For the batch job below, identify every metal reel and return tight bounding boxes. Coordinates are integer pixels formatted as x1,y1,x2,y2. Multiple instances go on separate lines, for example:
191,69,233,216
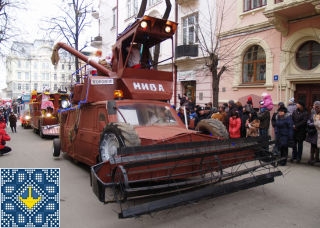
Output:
112,165,129,203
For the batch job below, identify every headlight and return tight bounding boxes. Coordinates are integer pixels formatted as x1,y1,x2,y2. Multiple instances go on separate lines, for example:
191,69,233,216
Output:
25,115,31,120
164,25,172,33
46,113,52,118
61,99,71,109
140,20,148,29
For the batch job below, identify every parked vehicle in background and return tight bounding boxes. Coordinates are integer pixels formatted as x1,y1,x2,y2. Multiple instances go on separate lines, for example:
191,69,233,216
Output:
29,90,69,138
20,109,31,129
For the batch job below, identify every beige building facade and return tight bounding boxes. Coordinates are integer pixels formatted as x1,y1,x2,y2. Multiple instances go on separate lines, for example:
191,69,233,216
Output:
6,40,75,100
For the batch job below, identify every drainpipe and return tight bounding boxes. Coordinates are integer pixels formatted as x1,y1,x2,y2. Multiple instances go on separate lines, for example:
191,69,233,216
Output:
173,0,178,108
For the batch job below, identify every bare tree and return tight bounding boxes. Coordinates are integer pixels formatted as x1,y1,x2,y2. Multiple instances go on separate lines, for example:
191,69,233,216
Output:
0,0,23,52
42,0,92,80
195,0,244,107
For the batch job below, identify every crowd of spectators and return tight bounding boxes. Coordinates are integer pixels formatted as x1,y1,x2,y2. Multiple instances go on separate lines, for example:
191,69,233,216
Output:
177,93,320,166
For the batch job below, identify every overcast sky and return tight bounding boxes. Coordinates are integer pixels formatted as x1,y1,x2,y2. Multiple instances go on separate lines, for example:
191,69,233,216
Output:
0,0,97,92
18,0,60,42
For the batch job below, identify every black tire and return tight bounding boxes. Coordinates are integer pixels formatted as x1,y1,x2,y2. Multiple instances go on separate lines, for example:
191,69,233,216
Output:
99,123,141,162
195,119,229,139
53,138,61,157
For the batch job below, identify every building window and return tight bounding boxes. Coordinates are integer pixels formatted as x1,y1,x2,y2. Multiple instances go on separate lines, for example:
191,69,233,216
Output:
112,7,117,28
33,73,38,80
17,83,21,90
26,83,30,91
18,72,22,80
54,74,57,80
242,45,266,83
54,84,58,91
244,0,267,12
61,74,65,81
182,13,198,45
127,0,138,18
25,72,30,81
18,60,22,68
34,83,38,90
61,64,65,70
296,40,320,70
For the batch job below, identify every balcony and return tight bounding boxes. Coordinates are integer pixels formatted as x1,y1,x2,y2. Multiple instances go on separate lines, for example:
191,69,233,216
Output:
264,0,320,36
90,36,102,48
175,45,198,58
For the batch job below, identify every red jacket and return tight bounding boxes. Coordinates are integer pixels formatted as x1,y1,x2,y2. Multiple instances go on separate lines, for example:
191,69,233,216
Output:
229,116,241,138
0,122,10,150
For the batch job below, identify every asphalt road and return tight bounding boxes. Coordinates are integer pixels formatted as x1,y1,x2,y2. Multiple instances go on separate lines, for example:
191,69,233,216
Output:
1,123,320,228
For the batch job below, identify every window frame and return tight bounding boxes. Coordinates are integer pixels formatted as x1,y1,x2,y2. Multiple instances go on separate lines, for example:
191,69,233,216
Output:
242,45,266,84
295,40,320,70
182,13,199,45
243,0,267,12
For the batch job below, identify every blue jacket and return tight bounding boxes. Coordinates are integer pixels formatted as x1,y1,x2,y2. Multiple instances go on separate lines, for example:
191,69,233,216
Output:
274,113,293,147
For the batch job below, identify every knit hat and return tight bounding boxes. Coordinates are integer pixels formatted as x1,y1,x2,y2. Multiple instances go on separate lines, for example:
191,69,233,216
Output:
289,97,295,103
261,92,268,97
247,96,252,101
278,102,285,107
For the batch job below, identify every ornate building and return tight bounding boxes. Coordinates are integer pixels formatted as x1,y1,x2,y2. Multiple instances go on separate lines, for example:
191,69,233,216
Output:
5,40,75,100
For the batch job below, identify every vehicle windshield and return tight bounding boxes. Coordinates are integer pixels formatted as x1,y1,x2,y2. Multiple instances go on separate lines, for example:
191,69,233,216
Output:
117,103,177,126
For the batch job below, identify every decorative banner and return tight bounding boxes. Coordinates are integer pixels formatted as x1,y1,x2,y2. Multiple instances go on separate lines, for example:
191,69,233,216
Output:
0,168,60,228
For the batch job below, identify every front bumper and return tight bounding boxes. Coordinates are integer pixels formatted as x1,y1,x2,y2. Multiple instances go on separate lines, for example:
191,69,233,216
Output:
41,124,60,136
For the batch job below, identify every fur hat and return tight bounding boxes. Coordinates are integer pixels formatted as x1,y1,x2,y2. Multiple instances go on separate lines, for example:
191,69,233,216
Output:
314,101,320,107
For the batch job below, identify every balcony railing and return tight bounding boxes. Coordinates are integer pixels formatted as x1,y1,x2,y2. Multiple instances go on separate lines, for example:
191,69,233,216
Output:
175,45,198,58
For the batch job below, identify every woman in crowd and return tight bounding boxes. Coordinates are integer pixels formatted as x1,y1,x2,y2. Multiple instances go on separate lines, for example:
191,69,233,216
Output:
274,106,293,166
291,100,308,163
228,110,241,139
305,101,319,165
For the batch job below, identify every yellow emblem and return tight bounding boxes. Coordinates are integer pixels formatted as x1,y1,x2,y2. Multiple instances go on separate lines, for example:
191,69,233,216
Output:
19,186,41,209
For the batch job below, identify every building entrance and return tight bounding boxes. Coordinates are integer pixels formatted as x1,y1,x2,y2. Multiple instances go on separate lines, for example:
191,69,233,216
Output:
295,84,320,112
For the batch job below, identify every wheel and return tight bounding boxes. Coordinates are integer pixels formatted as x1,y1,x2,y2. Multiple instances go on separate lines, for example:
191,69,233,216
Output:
195,119,229,139
112,165,129,202
99,123,140,162
53,138,61,157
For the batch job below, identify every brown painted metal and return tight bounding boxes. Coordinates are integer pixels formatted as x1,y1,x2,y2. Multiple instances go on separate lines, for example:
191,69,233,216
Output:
53,14,281,217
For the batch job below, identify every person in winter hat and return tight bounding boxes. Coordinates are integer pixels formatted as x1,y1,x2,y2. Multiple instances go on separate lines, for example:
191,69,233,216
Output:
291,100,308,163
287,97,296,115
259,92,273,112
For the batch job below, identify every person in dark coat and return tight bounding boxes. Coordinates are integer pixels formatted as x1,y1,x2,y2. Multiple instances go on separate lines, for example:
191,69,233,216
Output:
241,104,252,137
291,100,308,163
271,102,285,128
9,112,17,133
305,102,319,165
194,106,207,128
274,106,293,165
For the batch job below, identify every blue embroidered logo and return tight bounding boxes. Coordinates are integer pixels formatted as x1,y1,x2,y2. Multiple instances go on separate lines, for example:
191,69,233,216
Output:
0,168,60,227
